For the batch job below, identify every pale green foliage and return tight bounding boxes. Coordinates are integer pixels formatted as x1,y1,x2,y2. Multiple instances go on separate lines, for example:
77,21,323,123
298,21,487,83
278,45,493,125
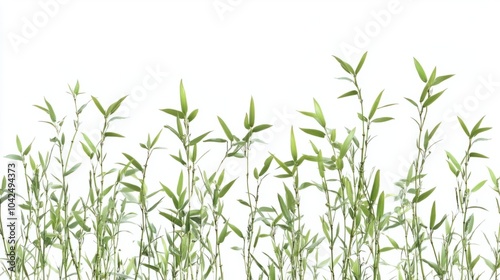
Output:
0,56,498,280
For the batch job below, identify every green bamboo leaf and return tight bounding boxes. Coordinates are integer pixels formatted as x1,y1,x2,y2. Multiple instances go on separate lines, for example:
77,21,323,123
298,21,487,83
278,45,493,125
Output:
33,104,48,115
317,151,325,178
404,97,418,108
277,194,291,222
237,199,250,207
413,187,436,203
176,171,184,195
160,183,179,209
471,116,485,133
377,192,385,219
82,133,96,153
104,132,125,138
204,138,226,143
22,140,33,156
329,128,337,143
300,128,325,138
217,116,234,141
64,163,81,176
73,211,91,232
423,259,443,275
369,90,384,120
465,215,474,234
372,117,393,123
339,128,356,159
219,179,237,198
269,264,276,280
228,223,244,239
313,99,326,127
160,108,184,119
387,236,399,249
430,201,436,229
80,142,93,158
252,124,272,133
298,110,316,120
243,113,250,129
249,97,255,128
189,131,211,146
271,154,292,175
290,127,297,161
432,215,447,231
284,185,295,214
470,152,488,159
355,51,368,74
488,167,498,187
180,80,188,115
159,211,182,227
333,55,354,74
150,130,162,148
471,127,491,138
338,90,358,99
432,74,454,86
413,58,427,82
142,263,160,272
370,170,380,203
428,67,437,84
419,67,437,102
170,154,186,166
483,257,496,271
423,89,446,108
16,135,22,153
5,154,23,161
91,96,106,116
121,182,141,192
428,123,441,140
122,153,143,172
44,98,57,122
187,109,198,122
73,80,80,94
259,155,273,176
446,151,461,171
472,180,487,192
217,223,230,244
106,95,127,116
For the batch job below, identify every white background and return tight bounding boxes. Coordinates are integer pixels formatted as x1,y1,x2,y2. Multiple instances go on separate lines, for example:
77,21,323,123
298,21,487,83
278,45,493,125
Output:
1,0,500,278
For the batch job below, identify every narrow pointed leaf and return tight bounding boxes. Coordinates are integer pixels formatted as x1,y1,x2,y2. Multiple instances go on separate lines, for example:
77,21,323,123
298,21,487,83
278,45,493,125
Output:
432,74,454,86
217,117,233,141
355,52,368,74
91,96,106,116
180,80,188,114
249,97,255,127
423,89,445,108
369,90,384,119
123,153,143,172
413,58,427,82
300,128,325,138
338,90,358,99
457,117,470,137
290,127,297,161
333,55,354,74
